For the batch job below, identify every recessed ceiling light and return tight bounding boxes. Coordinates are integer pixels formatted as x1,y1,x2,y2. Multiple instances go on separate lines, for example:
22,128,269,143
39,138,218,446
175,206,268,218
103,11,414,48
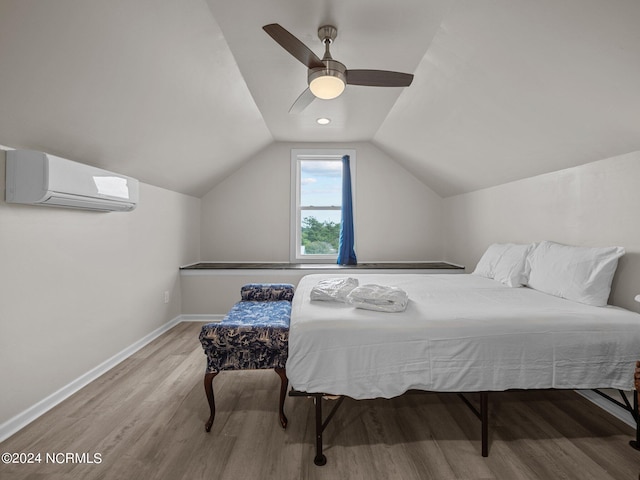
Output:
316,117,331,125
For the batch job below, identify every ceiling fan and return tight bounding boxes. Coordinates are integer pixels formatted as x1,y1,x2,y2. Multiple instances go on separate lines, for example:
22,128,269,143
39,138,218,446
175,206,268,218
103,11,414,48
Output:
262,23,414,113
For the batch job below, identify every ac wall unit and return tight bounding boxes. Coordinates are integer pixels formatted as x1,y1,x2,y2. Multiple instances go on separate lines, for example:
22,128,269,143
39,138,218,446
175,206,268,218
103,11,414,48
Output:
5,150,139,212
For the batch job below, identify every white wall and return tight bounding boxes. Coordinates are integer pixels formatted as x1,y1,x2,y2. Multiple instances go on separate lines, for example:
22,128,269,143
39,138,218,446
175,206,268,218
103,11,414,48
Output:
200,141,443,262
443,151,640,311
0,150,201,426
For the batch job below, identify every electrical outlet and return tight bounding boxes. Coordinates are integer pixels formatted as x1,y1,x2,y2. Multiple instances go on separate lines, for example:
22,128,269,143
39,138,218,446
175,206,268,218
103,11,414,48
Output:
164,291,170,304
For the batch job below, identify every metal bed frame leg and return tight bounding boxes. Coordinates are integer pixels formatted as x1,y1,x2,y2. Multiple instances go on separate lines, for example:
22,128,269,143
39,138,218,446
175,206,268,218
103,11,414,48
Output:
481,391,489,457
288,391,345,466
459,391,489,456
592,388,640,451
630,389,640,450
313,394,327,466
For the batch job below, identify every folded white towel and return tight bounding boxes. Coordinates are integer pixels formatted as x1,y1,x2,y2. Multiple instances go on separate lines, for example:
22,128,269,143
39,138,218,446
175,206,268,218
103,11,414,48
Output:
346,284,409,312
310,277,359,303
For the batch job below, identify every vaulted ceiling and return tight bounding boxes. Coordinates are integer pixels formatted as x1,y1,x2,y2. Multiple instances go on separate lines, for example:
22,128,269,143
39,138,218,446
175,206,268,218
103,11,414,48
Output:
1,0,639,198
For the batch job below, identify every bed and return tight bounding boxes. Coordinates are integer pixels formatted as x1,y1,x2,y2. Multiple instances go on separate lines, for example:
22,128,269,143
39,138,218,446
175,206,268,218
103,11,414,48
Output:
286,242,640,465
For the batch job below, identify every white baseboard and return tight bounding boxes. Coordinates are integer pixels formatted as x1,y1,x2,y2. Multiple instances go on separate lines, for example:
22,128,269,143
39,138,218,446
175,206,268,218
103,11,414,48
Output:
576,389,636,428
0,315,185,443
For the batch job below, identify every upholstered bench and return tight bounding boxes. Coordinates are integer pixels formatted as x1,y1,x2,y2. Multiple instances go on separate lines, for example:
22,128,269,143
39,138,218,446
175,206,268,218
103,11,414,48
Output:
198,283,294,432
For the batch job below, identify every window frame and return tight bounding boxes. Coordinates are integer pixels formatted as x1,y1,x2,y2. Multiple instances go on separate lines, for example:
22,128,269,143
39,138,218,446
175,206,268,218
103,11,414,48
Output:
290,148,356,263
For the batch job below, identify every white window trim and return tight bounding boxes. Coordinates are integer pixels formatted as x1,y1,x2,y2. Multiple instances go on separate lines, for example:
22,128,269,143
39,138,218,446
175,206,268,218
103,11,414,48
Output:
290,148,357,263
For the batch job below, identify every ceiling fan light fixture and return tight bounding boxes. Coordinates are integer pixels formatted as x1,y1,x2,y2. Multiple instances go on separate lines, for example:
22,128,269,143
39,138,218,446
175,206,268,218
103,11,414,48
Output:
309,75,345,99
308,60,347,100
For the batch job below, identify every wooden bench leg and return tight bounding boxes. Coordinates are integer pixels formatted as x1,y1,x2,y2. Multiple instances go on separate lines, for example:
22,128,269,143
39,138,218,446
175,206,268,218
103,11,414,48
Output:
275,367,288,429
204,372,218,432
205,368,288,431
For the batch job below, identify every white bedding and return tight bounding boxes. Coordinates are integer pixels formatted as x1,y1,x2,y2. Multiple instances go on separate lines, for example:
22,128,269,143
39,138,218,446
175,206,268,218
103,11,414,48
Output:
287,273,640,399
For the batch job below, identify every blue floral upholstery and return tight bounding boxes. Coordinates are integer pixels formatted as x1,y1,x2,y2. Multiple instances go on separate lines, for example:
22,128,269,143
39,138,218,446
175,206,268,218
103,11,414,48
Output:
240,283,295,302
199,284,294,374
199,301,291,373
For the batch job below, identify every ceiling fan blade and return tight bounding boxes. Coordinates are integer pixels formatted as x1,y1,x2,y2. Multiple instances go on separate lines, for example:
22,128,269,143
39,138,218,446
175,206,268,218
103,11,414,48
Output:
263,24,325,69
289,87,315,114
346,70,414,87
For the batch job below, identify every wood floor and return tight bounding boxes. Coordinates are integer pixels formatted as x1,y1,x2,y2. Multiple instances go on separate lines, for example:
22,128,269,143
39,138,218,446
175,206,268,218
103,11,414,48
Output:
1,322,639,480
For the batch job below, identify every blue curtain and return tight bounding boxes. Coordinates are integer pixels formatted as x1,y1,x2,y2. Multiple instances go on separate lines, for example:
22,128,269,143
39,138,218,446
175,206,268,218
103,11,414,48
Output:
337,155,357,265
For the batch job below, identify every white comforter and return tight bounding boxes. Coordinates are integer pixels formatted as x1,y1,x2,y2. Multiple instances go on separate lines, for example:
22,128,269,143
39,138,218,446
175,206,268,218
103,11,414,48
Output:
286,273,640,399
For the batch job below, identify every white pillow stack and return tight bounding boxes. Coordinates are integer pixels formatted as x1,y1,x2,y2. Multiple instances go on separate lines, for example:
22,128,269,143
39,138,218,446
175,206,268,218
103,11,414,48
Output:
473,240,625,306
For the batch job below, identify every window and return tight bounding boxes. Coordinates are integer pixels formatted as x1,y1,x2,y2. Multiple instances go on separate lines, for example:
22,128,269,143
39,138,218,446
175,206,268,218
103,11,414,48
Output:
291,149,356,263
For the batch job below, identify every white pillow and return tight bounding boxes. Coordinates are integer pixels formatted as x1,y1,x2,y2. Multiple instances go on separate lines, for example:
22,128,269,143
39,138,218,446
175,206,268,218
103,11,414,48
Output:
473,243,533,287
473,243,508,279
526,241,625,306
493,243,534,287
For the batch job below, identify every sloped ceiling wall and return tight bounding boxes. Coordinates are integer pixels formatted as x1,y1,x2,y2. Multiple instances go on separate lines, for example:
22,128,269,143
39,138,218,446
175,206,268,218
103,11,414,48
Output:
374,0,640,196
0,0,272,197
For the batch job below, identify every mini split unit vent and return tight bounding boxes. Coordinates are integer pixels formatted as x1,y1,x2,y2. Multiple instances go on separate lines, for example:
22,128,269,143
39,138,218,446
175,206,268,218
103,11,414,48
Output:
5,150,138,212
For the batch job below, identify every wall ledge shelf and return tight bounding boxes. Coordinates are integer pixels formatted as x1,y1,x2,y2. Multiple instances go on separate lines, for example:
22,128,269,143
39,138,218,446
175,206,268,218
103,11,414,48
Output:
180,261,464,274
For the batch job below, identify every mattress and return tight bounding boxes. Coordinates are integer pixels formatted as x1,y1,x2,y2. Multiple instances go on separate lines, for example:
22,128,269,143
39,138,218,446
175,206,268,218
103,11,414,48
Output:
286,273,640,399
